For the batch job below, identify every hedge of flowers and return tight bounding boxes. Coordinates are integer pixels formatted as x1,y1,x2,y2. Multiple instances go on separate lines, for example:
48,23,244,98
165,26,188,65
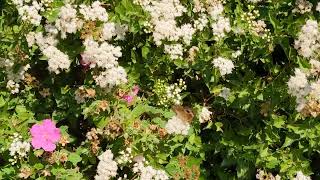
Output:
1,0,320,179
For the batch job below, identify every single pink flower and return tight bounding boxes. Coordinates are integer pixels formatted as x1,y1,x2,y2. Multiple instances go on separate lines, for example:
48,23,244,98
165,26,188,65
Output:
121,86,140,104
30,119,61,152
123,95,134,103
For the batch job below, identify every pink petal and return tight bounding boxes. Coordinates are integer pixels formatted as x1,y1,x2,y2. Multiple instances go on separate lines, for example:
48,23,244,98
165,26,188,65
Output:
42,119,55,128
123,95,133,103
132,86,140,95
31,138,44,149
30,124,43,137
42,142,56,152
50,129,61,142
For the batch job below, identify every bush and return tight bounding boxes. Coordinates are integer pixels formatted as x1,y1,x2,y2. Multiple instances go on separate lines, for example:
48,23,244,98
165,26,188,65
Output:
0,0,319,179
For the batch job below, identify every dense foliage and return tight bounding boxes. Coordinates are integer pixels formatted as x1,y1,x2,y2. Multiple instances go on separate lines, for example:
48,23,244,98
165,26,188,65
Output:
1,0,320,179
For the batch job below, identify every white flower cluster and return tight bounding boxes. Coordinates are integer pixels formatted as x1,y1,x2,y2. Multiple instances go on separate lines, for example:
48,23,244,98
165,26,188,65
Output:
0,59,30,94
294,20,320,58
154,79,187,106
166,79,186,105
165,115,190,135
292,0,313,14
239,10,271,41
164,44,183,60
43,46,71,74
247,0,263,3
211,16,231,39
6,80,20,94
207,2,224,19
93,66,128,90
95,150,118,180
116,148,133,165
137,0,196,46
55,4,83,39
100,23,129,41
12,0,43,26
256,169,281,180
293,171,311,180
101,23,116,41
287,65,320,117
26,31,71,74
199,107,212,124
22,1,128,78
194,14,209,31
207,1,231,40
9,133,30,165
82,39,122,69
317,2,320,12
212,57,235,76
79,1,108,22
76,1,128,89
287,68,310,112
133,159,169,180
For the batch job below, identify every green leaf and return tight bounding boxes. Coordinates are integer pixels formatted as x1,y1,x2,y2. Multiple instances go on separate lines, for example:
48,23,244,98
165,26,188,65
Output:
68,153,82,166
282,135,295,148
34,163,44,170
215,122,223,132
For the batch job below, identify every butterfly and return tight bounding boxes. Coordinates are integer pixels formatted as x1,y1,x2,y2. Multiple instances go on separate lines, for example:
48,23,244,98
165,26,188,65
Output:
172,105,194,123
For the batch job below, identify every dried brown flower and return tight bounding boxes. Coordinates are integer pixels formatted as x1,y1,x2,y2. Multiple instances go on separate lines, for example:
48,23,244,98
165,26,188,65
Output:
18,167,33,179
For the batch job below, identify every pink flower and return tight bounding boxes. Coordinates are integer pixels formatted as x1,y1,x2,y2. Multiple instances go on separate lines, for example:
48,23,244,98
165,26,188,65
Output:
121,86,140,104
132,85,139,95
123,95,134,103
30,119,61,152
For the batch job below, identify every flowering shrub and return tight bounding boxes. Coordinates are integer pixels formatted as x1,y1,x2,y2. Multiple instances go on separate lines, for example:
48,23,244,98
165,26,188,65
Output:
2,0,320,179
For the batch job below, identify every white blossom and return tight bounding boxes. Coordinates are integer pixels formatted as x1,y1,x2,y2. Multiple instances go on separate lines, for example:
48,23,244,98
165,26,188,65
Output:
293,171,311,180
9,133,30,165
42,46,71,74
165,115,190,135
317,2,320,12
95,150,118,180
93,67,128,89
101,22,116,41
13,1,42,26
164,44,183,60
82,39,122,69
1,59,30,94
55,4,83,39
194,14,209,31
133,159,169,180
6,80,20,94
116,148,133,165
179,24,195,45
287,68,311,112
212,57,234,76
139,0,192,46
292,0,313,14
294,20,320,58
247,0,263,3
211,16,231,39
287,68,310,98
207,2,224,20
79,1,108,22
199,107,212,123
